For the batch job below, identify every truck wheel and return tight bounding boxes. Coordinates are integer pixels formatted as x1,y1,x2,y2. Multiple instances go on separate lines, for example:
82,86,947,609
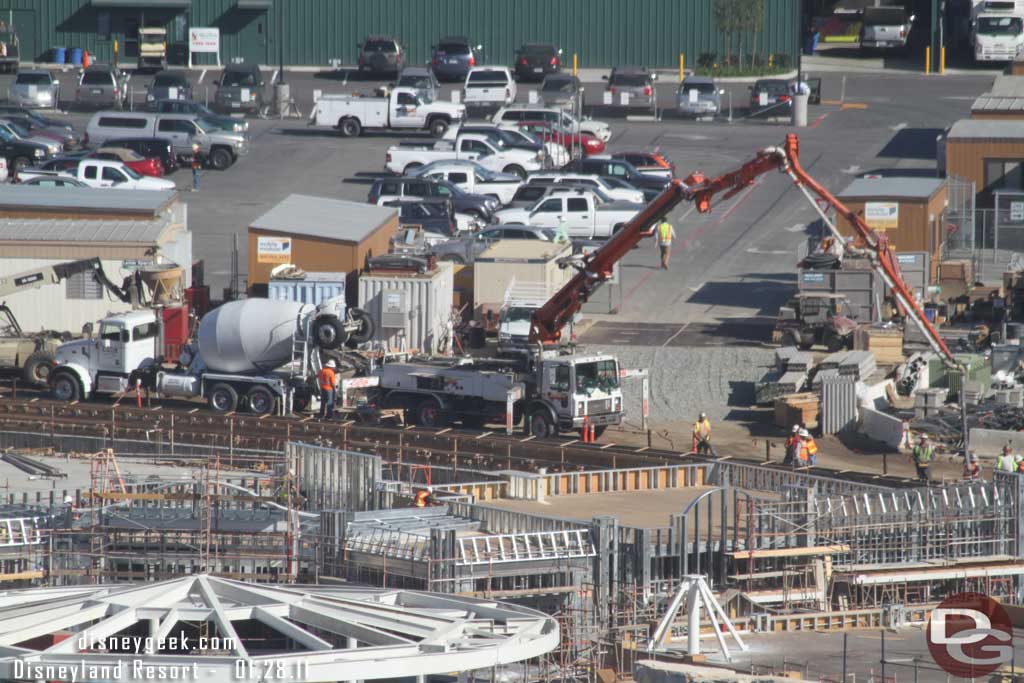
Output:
50,371,81,402
428,118,450,138
503,164,527,179
346,308,376,346
340,118,362,137
246,386,276,416
416,399,446,428
208,383,239,413
209,147,233,170
403,162,422,175
528,410,554,438
313,315,346,350
23,352,55,386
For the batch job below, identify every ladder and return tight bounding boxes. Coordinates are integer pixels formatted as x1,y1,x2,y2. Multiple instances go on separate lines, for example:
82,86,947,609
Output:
289,314,322,379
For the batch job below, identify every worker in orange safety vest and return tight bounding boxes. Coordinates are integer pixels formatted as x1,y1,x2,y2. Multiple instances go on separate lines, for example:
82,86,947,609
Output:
317,359,338,420
414,489,432,508
797,428,818,466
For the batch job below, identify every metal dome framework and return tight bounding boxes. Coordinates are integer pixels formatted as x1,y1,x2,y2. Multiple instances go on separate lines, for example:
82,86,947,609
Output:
0,575,559,682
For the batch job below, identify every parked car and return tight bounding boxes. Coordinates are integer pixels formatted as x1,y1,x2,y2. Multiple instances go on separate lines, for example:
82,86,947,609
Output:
749,79,791,116
431,225,555,264
149,99,249,133
676,76,721,117
385,131,543,178
8,70,59,109
395,67,441,102
609,151,674,179
357,36,405,77
0,120,62,156
0,111,77,150
311,87,463,138
146,71,193,104
431,36,480,82
463,67,517,110
603,66,657,109
494,188,641,240
525,172,644,203
514,43,562,82
412,159,522,204
515,121,604,157
388,198,458,238
561,156,669,194
85,111,248,169
103,137,178,173
492,105,611,143
214,63,266,115
860,6,914,51
18,159,176,190
20,176,87,187
32,156,82,173
91,147,164,177
75,65,129,110
368,176,498,219
540,73,582,108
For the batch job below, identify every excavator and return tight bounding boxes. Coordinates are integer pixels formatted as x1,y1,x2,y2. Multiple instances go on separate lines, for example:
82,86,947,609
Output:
0,258,142,385
529,133,963,440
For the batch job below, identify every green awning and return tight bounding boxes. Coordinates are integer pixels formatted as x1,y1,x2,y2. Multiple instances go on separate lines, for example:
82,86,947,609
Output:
91,0,191,8
235,0,272,8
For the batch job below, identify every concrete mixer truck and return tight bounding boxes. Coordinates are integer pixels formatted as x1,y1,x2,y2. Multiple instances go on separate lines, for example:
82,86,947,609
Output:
48,297,375,415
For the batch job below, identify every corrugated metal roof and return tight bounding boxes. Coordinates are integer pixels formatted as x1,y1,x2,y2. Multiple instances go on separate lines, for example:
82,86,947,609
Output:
0,216,172,244
990,75,1024,96
947,118,1024,140
250,194,396,243
0,187,176,215
839,177,943,200
972,95,1024,112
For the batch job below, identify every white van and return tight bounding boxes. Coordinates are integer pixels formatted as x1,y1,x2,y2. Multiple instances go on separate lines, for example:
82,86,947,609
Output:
85,111,248,170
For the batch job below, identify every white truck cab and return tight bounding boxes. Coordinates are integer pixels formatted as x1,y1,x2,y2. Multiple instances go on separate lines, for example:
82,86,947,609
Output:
311,86,465,138
972,0,1024,61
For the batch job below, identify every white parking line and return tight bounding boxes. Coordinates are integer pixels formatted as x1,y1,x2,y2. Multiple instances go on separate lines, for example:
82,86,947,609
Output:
198,69,207,83
661,324,689,347
785,223,805,233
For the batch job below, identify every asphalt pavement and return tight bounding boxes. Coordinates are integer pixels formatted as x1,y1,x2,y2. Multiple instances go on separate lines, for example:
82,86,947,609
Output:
0,65,995,339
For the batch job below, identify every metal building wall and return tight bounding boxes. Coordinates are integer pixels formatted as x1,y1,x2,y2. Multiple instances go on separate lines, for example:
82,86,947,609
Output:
12,0,799,68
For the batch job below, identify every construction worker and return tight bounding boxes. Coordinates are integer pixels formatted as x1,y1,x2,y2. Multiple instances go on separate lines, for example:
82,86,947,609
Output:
191,153,202,192
996,446,1011,473
963,453,981,481
655,218,677,270
1017,455,1024,474
798,428,818,466
911,435,934,482
317,359,338,420
692,413,712,454
414,489,432,508
783,425,801,465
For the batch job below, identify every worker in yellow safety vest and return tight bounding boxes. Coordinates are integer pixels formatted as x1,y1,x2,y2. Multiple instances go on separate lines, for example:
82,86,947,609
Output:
693,413,711,454
656,219,677,270
911,435,933,482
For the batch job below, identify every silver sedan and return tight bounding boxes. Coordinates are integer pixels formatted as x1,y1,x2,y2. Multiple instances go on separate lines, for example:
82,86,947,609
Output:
7,70,59,109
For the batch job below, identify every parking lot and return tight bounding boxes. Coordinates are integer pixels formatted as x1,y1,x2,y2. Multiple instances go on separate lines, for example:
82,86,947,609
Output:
0,64,993,339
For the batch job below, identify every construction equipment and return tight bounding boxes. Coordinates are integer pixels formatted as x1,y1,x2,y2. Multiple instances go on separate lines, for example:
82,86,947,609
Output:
0,258,140,385
774,292,857,352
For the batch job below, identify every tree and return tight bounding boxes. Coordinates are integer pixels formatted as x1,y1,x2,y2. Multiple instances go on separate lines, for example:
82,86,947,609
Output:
713,0,742,65
739,0,766,69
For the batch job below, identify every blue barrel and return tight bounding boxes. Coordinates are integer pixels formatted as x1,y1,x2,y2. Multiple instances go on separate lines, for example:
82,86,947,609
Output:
51,47,66,64
69,48,83,66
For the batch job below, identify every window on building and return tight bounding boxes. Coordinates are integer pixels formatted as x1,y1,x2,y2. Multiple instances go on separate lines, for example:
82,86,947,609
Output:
66,271,104,300
985,159,1024,193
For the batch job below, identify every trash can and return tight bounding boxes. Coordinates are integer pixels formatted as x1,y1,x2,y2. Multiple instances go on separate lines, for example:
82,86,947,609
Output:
468,324,486,349
51,47,66,64
69,48,83,66
791,93,809,127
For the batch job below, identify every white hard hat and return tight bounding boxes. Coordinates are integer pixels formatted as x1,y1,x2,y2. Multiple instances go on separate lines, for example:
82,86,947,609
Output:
969,453,978,462
699,412,706,420
791,425,800,433
326,359,336,368
920,434,929,441
798,428,810,438
1016,455,1023,463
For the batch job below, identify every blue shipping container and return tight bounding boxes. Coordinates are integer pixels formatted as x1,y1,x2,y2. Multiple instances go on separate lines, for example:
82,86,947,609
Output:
268,273,346,306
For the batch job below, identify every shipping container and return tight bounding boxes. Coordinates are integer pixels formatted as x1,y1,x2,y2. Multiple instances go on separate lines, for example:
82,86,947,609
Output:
268,272,346,306
797,266,883,322
13,0,798,69
473,241,572,324
358,262,455,355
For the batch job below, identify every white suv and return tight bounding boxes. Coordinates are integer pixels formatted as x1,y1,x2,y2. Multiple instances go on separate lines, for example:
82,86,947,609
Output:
492,105,611,143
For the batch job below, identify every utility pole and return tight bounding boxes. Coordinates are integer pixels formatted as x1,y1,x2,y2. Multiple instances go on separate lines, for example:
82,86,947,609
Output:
277,0,285,84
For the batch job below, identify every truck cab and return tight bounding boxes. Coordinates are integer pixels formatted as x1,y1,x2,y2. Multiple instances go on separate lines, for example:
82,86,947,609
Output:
972,1,1024,61
311,86,464,138
50,310,161,400
530,354,623,438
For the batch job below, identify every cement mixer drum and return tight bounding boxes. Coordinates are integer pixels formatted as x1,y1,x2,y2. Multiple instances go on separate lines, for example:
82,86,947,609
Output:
197,299,311,374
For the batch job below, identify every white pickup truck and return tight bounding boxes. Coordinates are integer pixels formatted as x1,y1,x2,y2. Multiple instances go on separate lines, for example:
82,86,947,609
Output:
463,67,517,109
412,160,522,204
310,86,465,138
19,159,176,191
494,188,642,240
385,132,544,178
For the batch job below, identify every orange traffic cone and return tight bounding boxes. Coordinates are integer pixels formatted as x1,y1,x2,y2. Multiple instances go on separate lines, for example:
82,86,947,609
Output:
82,50,90,69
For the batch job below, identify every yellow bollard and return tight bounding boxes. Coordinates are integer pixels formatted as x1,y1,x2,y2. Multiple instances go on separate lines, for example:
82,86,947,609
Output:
573,53,578,76
941,46,946,74
679,53,685,81
925,46,930,74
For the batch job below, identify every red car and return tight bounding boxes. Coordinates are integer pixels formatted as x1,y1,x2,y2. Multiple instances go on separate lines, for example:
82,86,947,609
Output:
90,147,164,177
515,120,605,156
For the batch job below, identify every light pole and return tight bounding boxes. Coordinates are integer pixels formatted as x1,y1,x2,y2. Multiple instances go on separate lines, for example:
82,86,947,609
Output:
277,0,285,84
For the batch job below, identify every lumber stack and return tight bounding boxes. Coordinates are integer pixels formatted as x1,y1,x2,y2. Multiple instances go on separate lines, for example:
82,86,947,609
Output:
853,326,904,364
774,393,820,430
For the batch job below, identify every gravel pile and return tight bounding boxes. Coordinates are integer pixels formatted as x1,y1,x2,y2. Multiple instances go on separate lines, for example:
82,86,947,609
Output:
578,344,776,428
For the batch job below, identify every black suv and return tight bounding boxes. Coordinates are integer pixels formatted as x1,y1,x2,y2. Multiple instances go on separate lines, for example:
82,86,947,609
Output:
103,137,178,173
357,36,405,77
562,156,668,196
368,177,497,219
0,127,52,174
214,63,266,115
514,43,562,81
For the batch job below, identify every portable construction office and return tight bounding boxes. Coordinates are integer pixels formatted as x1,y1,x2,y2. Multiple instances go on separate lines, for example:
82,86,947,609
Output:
473,241,572,325
358,262,455,355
